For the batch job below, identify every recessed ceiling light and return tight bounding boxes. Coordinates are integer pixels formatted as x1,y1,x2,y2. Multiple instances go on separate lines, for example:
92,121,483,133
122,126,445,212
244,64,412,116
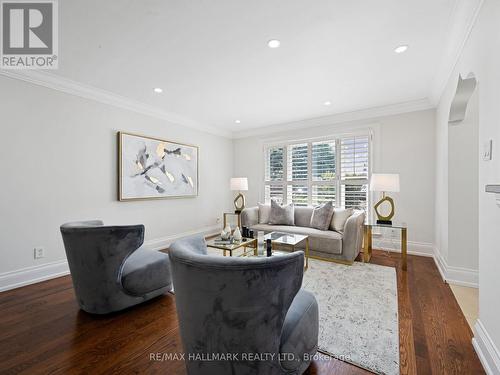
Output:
323,101,332,106
394,45,408,54
267,39,281,48
235,120,241,124
153,87,163,93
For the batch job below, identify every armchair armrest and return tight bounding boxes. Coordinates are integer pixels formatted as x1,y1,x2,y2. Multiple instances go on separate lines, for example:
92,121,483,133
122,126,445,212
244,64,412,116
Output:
241,207,259,226
342,211,366,262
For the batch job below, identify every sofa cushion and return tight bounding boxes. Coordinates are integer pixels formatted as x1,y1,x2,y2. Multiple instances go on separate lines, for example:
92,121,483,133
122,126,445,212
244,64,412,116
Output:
122,248,171,295
330,207,354,232
294,206,314,227
250,224,343,254
280,289,319,371
269,199,295,225
310,201,334,230
258,202,271,224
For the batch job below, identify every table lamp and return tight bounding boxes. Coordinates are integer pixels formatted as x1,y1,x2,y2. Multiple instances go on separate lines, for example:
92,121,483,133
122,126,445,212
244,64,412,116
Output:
370,174,400,224
230,177,248,213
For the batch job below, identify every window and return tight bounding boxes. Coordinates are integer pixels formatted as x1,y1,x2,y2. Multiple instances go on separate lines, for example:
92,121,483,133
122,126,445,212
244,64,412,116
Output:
264,134,370,209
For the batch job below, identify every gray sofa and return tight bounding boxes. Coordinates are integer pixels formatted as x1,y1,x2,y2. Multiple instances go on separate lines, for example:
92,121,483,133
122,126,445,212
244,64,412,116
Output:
169,235,319,375
242,206,365,264
60,220,172,314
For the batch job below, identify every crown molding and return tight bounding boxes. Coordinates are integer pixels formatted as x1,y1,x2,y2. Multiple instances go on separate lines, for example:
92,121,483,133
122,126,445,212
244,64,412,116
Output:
232,98,434,139
0,69,435,140
429,0,485,105
0,70,232,138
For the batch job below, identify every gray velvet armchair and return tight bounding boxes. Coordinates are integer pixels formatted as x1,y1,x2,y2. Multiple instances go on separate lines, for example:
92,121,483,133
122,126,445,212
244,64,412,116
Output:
169,235,319,375
60,220,172,314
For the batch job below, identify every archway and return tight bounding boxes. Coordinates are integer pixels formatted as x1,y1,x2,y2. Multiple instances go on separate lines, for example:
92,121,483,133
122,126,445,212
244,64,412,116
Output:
448,72,479,327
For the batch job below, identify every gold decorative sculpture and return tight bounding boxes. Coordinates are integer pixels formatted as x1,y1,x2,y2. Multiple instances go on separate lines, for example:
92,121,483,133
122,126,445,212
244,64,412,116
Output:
370,174,400,225
234,193,246,212
230,177,248,213
373,194,395,224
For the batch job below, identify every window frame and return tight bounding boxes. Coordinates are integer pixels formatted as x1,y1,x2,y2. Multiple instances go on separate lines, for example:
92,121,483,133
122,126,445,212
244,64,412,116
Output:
263,132,371,210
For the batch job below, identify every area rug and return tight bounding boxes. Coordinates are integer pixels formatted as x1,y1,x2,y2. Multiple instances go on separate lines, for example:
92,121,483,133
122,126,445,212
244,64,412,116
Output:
302,259,399,375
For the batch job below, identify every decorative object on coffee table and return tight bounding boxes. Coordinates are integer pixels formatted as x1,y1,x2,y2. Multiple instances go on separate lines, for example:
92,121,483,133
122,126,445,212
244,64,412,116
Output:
230,177,248,213
266,239,272,257
220,228,230,240
118,132,198,201
233,226,242,241
370,173,400,225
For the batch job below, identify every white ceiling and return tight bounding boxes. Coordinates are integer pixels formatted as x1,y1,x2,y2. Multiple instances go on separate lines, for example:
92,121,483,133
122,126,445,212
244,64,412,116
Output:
53,1,459,134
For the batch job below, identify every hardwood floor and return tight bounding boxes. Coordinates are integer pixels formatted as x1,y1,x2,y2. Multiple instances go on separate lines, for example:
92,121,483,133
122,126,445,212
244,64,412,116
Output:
0,250,484,375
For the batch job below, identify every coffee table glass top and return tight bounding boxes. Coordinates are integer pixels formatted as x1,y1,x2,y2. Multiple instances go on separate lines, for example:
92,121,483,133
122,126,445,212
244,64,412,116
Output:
262,232,308,245
206,237,256,251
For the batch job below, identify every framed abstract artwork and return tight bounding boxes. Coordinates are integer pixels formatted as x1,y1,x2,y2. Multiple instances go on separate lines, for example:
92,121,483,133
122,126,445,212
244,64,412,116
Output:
118,132,198,201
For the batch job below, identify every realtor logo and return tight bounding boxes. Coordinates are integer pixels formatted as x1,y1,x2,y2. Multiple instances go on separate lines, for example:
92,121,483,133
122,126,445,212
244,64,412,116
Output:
1,0,58,69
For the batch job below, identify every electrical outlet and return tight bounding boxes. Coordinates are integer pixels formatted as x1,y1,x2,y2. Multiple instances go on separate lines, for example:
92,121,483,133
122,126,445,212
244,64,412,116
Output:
34,247,45,259
216,217,221,224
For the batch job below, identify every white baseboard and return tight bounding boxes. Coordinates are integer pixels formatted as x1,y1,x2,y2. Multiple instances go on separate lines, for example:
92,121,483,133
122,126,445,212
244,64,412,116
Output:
433,247,479,288
473,319,500,374
372,238,434,257
0,225,221,293
143,224,220,251
0,260,70,292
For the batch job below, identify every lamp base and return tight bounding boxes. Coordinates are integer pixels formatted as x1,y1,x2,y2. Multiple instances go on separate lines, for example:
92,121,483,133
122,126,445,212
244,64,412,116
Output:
233,192,246,212
374,195,395,225
376,219,393,225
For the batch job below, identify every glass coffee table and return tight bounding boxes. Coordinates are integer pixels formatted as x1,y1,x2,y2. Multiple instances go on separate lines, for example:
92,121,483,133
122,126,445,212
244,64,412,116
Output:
260,232,310,269
206,237,258,257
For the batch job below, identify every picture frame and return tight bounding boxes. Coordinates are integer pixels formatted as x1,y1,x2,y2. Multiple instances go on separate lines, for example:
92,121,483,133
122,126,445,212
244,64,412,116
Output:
118,131,199,201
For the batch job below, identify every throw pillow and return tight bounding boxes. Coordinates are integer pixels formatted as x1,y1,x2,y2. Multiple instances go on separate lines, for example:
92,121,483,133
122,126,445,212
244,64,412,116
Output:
269,199,295,225
310,201,335,230
258,202,271,224
330,207,354,232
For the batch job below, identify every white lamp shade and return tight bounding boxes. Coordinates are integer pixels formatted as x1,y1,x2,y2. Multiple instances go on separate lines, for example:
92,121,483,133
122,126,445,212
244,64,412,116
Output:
370,174,400,192
230,177,248,191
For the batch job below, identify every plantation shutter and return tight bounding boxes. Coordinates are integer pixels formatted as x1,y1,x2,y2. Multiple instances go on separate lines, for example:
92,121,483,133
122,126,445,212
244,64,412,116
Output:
311,141,336,205
340,135,369,209
263,133,370,209
264,146,284,203
286,143,308,206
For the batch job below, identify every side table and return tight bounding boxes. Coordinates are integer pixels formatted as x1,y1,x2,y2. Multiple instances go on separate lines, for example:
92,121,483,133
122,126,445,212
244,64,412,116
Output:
363,222,407,271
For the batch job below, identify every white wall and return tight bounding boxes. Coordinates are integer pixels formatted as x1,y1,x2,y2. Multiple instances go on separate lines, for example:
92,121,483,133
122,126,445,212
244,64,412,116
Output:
0,76,233,286
233,109,436,251
435,71,480,284
448,88,479,270
435,0,500,371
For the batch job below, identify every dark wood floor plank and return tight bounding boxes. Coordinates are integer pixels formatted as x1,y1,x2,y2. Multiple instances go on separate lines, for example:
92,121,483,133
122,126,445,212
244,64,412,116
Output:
0,250,485,375
0,276,72,309
397,258,418,375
